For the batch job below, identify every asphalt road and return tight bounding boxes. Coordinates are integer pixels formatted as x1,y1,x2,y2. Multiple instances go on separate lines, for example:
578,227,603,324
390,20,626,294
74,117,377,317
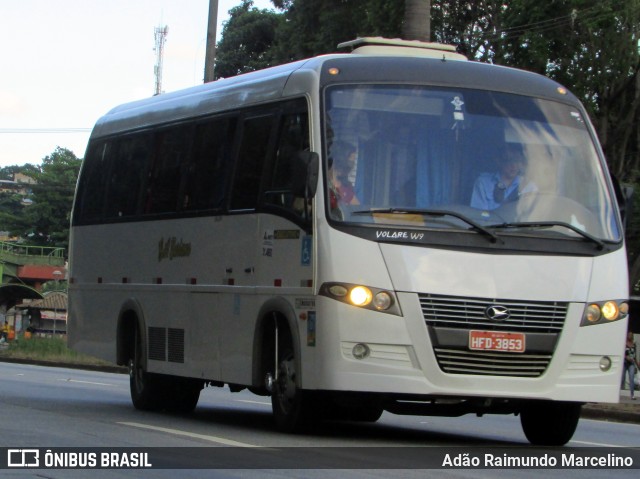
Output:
0,362,638,478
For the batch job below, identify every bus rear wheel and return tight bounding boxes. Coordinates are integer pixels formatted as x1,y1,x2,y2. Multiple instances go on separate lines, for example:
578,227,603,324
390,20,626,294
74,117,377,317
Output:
520,400,581,446
129,358,163,411
159,377,202,413
129,326,163,411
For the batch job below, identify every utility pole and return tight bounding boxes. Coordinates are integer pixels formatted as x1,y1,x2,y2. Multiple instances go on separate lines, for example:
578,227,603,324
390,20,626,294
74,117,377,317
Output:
153,25,169,96
204,0,219,83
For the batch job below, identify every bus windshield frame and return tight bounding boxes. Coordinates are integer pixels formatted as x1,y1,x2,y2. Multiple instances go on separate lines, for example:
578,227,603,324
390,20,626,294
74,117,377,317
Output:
323,84,621,251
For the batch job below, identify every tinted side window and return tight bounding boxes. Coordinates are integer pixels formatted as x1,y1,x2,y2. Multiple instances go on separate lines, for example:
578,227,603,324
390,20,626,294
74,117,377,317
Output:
146,125,191,214
230,115,276,210
184,117,236,212
104,134,151,219
264,107,310,216
74,141,108,224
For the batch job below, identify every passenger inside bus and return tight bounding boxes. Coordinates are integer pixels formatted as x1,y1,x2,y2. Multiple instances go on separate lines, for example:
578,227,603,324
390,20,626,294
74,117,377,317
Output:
329,140,359,209
470,146,537,211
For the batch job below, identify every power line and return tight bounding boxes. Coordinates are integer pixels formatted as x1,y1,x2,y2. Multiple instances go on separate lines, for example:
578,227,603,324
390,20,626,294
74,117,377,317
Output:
0,128,91,134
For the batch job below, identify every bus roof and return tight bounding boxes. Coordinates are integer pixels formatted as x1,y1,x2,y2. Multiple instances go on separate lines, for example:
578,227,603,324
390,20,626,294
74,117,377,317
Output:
89,40,579,140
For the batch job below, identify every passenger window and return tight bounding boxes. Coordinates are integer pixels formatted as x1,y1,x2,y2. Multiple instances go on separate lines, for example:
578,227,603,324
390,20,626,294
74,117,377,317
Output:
264,108,311,217
104,134,151,219
75,141,108,223
146,125,191,214
230,115,276,210
184,117,236,212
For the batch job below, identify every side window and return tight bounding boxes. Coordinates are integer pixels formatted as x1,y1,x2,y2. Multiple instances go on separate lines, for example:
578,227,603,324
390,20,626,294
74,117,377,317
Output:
74,141,108,224
264,104,310,216
146,125,191,214
230,114,276,210
184,117,236,212
104,134,151,219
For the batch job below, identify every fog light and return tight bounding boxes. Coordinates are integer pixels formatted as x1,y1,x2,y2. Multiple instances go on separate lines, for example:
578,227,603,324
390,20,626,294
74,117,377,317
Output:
599,356,612,372
352,343,370,359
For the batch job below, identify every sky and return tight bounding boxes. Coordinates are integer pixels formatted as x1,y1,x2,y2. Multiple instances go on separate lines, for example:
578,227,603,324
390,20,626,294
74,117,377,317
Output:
0,0,274,168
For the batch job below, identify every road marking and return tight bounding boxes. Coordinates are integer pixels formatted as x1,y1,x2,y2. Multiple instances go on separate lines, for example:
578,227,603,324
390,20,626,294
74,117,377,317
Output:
57,378,114,386
571,440,628,447
234,399,271,406
118,422,258,448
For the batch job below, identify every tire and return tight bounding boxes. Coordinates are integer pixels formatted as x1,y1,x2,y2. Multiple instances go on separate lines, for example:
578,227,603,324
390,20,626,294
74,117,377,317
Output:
159,377,203,413
520,400,581,446
129,326,162,411
271,346,316,432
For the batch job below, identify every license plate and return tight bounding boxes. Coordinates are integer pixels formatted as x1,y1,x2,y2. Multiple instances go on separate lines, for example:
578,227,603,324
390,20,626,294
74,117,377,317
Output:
469,330,526,353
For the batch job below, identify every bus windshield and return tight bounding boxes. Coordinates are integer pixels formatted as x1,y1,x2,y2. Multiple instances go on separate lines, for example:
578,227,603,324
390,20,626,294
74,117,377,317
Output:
324,85,620,243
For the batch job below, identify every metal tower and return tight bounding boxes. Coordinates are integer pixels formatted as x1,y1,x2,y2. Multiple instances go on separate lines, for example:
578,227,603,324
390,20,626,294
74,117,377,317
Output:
153,25,169,96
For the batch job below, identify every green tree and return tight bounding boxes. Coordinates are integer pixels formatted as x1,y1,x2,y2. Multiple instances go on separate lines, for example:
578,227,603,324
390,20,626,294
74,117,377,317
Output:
215,0,283,78
4,147,82,249
216,0,406,76
270,0,404,62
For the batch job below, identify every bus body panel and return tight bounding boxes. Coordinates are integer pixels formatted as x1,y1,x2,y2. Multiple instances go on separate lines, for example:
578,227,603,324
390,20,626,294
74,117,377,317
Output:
379,243,594,302
69,212,313,385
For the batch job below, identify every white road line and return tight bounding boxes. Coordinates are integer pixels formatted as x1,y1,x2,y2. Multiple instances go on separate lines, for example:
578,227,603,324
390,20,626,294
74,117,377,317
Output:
118,422,258,448
57,378,114,386
234,399,271,406
571,440,629,447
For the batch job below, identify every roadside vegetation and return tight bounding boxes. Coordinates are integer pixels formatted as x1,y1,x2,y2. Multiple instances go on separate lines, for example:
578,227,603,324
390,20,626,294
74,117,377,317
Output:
0,335,114,368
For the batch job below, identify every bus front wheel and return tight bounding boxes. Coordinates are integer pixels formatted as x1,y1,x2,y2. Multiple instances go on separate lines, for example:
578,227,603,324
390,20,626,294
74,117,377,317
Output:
520,400,581,446
271,347,315,432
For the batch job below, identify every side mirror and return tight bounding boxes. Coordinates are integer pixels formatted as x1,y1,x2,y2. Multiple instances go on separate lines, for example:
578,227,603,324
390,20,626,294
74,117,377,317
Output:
612,174,634,230
305,151,319,198
293,151,319,198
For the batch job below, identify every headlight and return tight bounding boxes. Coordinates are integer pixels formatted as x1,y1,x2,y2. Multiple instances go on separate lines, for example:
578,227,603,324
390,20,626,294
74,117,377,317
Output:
581,300,628,326
319,282,400,316
349,286,372,306
584,304,601,323
373,291,393,311
601,301,619,321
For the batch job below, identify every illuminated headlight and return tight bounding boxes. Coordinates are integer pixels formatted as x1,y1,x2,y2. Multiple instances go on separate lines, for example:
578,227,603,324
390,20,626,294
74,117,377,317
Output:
581,300,628,326
601,301,619,321
319,282,401,316
350,286,372,306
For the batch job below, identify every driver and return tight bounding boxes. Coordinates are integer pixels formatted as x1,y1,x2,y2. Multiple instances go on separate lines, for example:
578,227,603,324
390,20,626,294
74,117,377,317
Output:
471,149,536,210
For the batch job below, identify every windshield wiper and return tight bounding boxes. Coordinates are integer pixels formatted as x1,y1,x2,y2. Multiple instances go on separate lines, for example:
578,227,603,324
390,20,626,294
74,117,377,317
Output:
489,221,605,249
353,208,502,244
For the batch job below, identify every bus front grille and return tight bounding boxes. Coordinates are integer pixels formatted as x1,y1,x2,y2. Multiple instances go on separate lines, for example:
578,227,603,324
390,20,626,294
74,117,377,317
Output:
419,293,568,377
419,293,568,333
433,348,552,377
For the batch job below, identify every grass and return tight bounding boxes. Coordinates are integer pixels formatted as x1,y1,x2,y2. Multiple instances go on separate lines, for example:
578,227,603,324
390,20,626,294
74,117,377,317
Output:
0,335,114,367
